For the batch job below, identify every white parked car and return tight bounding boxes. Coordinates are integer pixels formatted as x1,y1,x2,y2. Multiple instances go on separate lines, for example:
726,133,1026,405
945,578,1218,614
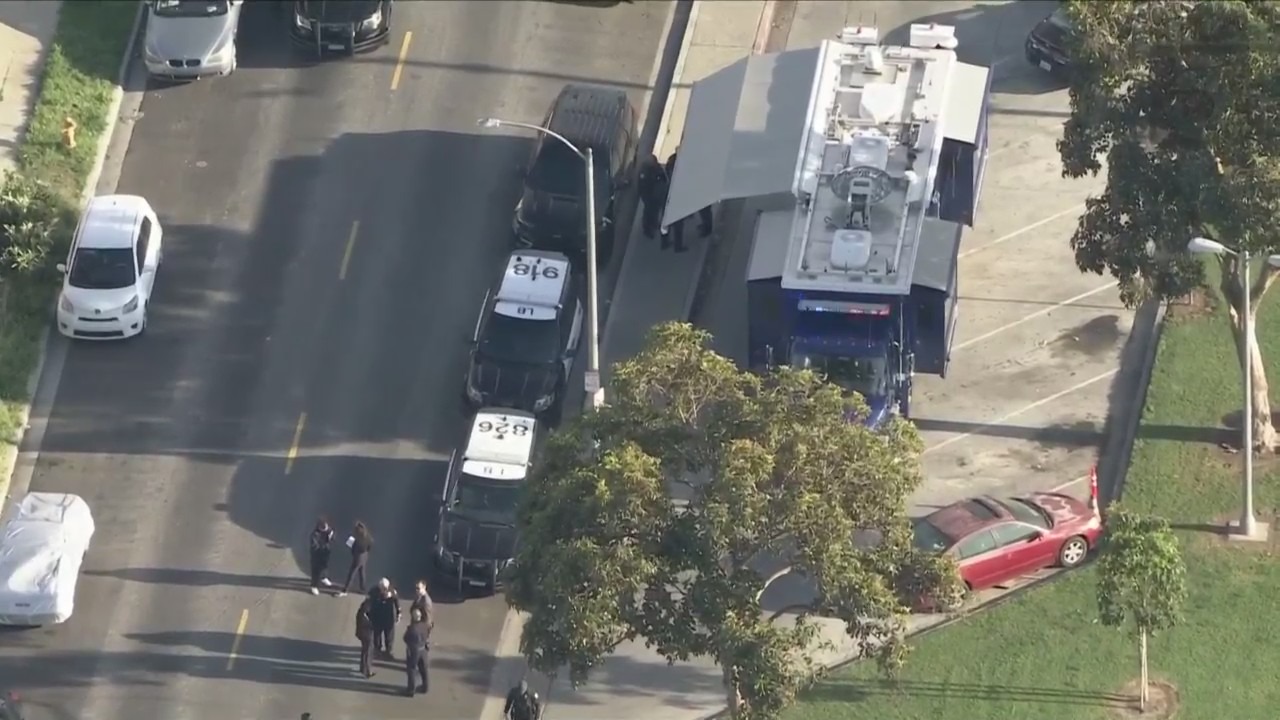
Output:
56,195,163,340
0,493,96,626
143,0,244,80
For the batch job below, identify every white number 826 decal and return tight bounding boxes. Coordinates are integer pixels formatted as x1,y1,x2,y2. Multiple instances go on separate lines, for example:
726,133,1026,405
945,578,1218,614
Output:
477,420,529,436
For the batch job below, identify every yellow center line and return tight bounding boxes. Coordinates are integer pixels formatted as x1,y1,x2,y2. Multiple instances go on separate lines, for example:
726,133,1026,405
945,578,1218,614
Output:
339,220,359,280
390,31,413,91
226,608,250,671
285,412,307,475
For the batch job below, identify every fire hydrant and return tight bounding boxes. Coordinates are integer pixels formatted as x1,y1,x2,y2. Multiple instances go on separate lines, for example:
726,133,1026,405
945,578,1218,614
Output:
61,116,77,150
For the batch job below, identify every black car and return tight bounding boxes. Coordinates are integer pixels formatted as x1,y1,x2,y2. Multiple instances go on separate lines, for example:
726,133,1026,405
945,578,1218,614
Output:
1025,5,1076,75
290,0,391,54
432,409,538,594
513,84,639,266
465,250,583,416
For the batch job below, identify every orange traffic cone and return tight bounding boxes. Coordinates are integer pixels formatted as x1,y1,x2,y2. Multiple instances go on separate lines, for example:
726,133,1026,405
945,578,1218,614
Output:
1087,465,1099,512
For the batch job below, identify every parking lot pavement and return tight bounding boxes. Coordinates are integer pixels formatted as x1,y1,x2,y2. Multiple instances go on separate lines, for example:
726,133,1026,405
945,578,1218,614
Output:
698,0,1129,516
2,3,672,719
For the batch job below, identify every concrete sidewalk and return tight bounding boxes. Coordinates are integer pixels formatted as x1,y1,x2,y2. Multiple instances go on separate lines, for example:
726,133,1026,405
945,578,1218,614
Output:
0,1,61,177
598,0,776,376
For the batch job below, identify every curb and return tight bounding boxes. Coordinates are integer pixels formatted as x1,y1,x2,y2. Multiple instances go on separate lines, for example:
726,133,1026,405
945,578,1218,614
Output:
1097,298,1165,505
0,0,145,514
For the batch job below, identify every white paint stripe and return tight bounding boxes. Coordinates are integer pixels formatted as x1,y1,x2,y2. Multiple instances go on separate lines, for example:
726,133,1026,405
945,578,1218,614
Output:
923,369,1118,455
1052,474,1089,492
953,283,1115,351
959,204,1085,259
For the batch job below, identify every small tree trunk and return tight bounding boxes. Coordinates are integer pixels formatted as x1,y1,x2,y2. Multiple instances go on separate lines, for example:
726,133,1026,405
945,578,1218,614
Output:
723,663,744,719
1223,266,1279,452
1139,628,1148,712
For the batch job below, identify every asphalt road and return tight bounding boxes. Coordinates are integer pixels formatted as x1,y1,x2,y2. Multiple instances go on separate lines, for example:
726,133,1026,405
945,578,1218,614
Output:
2,2,673,719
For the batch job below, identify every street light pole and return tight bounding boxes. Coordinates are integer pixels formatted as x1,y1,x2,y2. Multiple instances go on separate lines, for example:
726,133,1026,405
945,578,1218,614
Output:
1240,249,1256,536
477,117,605,411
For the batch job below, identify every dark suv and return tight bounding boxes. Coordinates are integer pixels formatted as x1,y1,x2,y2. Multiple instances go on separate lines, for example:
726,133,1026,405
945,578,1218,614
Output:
513,84,639,265
1025,5,1076,75
290,0,392,55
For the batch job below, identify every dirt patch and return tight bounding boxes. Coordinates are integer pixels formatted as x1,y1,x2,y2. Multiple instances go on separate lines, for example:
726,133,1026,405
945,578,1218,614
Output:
1166,288,1214,321
1107,678,1179,719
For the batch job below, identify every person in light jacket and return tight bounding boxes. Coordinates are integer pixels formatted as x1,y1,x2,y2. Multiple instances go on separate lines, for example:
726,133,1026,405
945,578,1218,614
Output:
338,521,373,597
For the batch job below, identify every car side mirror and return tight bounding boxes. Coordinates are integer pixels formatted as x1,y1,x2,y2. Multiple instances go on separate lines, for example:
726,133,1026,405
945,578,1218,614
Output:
1029,532,1044,542
56,263,67,273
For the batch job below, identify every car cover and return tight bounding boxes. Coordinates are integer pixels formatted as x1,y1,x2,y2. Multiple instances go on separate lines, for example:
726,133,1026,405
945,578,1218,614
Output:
0,493,95,626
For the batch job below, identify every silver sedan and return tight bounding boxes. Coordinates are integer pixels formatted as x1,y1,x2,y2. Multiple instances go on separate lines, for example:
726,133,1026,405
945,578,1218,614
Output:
143,0,243,80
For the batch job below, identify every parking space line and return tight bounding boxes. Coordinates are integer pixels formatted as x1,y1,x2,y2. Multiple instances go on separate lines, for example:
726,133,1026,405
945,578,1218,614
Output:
959,203,1085,259
285,412,307,475
1052,474,1089,492
390,31,413,91
226,609,250,671
953,283,1114,351
923,369,1117,455
339,221,359,280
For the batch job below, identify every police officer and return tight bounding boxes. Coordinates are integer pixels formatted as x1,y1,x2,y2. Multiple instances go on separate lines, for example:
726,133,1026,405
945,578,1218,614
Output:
403,607,431,696
663,150,714,253
369,578,401,659
504,680,543,720
410,579,434,630
354,595,375,678
637,153,669,239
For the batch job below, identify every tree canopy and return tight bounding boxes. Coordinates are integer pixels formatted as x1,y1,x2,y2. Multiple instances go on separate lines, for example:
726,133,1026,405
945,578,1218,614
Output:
505,323,962,720
1059,0,1280,305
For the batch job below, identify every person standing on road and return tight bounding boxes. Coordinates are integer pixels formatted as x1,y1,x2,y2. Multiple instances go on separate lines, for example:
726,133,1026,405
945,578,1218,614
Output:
504,680,543,720
338,521,373,597
637,153,669,239
369,577,402,659
354,595,376,678
410,579,434,631
308,516,335,595
402,607,431,697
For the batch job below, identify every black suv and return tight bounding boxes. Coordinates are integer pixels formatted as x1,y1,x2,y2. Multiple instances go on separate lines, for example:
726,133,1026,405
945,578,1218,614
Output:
465,250,583,417
1025,5,1076,75
513,84,639,265
290,0,392,55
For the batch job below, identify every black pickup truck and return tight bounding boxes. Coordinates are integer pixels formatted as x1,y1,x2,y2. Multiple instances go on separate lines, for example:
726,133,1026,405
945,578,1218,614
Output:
1025,5,1077,76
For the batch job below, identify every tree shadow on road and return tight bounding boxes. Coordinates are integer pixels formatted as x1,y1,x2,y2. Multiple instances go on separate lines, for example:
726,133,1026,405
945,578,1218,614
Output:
84,567,313,592
806,676,1127,707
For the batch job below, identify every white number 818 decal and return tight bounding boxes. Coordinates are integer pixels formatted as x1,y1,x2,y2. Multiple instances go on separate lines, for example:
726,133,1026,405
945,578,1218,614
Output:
512,262,559,280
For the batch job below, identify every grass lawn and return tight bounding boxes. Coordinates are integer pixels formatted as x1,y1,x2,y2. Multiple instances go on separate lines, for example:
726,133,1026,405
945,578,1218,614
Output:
0,1,137,448
783,286,1280,720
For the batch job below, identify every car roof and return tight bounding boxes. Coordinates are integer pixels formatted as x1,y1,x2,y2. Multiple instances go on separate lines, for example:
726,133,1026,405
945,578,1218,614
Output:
924,496,1012,541
79,195,148,250
494,251,570,321
548,84,630,150
462,408,537,480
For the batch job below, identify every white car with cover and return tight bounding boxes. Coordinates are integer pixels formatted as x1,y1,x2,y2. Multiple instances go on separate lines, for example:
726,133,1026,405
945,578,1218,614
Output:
0,493,95,626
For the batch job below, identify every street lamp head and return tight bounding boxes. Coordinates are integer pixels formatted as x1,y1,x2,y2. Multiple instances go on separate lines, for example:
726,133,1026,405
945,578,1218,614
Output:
477,118,502,129
1267,255,1280,269
1187,236,1229,255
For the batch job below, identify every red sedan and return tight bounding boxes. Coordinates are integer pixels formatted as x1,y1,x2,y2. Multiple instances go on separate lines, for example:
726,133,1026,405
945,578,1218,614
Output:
913,493,1103,592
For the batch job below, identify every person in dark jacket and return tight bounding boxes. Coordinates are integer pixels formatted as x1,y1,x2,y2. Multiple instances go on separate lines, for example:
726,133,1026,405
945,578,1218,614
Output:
402,607,431,696
354,596,375,677
410,579,434,631
369,577,402,658
338,521,373,597
637,153,669,239
504,680,542,720
308,516,335,595
663,150,714,253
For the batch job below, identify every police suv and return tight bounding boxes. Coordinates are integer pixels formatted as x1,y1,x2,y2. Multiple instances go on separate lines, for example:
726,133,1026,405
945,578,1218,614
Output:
433,409,538,593
465,250,582,415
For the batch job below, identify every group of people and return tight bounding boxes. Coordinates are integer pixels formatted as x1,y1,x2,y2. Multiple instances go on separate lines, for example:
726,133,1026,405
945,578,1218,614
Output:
638,149,715,253
304,517,545,715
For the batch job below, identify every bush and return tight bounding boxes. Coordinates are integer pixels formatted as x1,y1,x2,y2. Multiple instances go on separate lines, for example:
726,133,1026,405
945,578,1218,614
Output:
0,172,74,282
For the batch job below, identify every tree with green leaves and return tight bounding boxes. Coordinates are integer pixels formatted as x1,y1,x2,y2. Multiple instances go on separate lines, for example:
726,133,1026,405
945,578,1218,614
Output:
505,322,963,720
1058,0,1280,449
1096,507,1187,712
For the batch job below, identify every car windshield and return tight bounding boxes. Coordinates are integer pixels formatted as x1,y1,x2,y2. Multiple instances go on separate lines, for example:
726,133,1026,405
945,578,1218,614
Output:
298,0,380,22
453,474,521,521
1006,498,1052,529
1048,7,1073,31
480,313,561,364
68,248,136,290
912,519,954,553
152,0,229,18
792,349,888,398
